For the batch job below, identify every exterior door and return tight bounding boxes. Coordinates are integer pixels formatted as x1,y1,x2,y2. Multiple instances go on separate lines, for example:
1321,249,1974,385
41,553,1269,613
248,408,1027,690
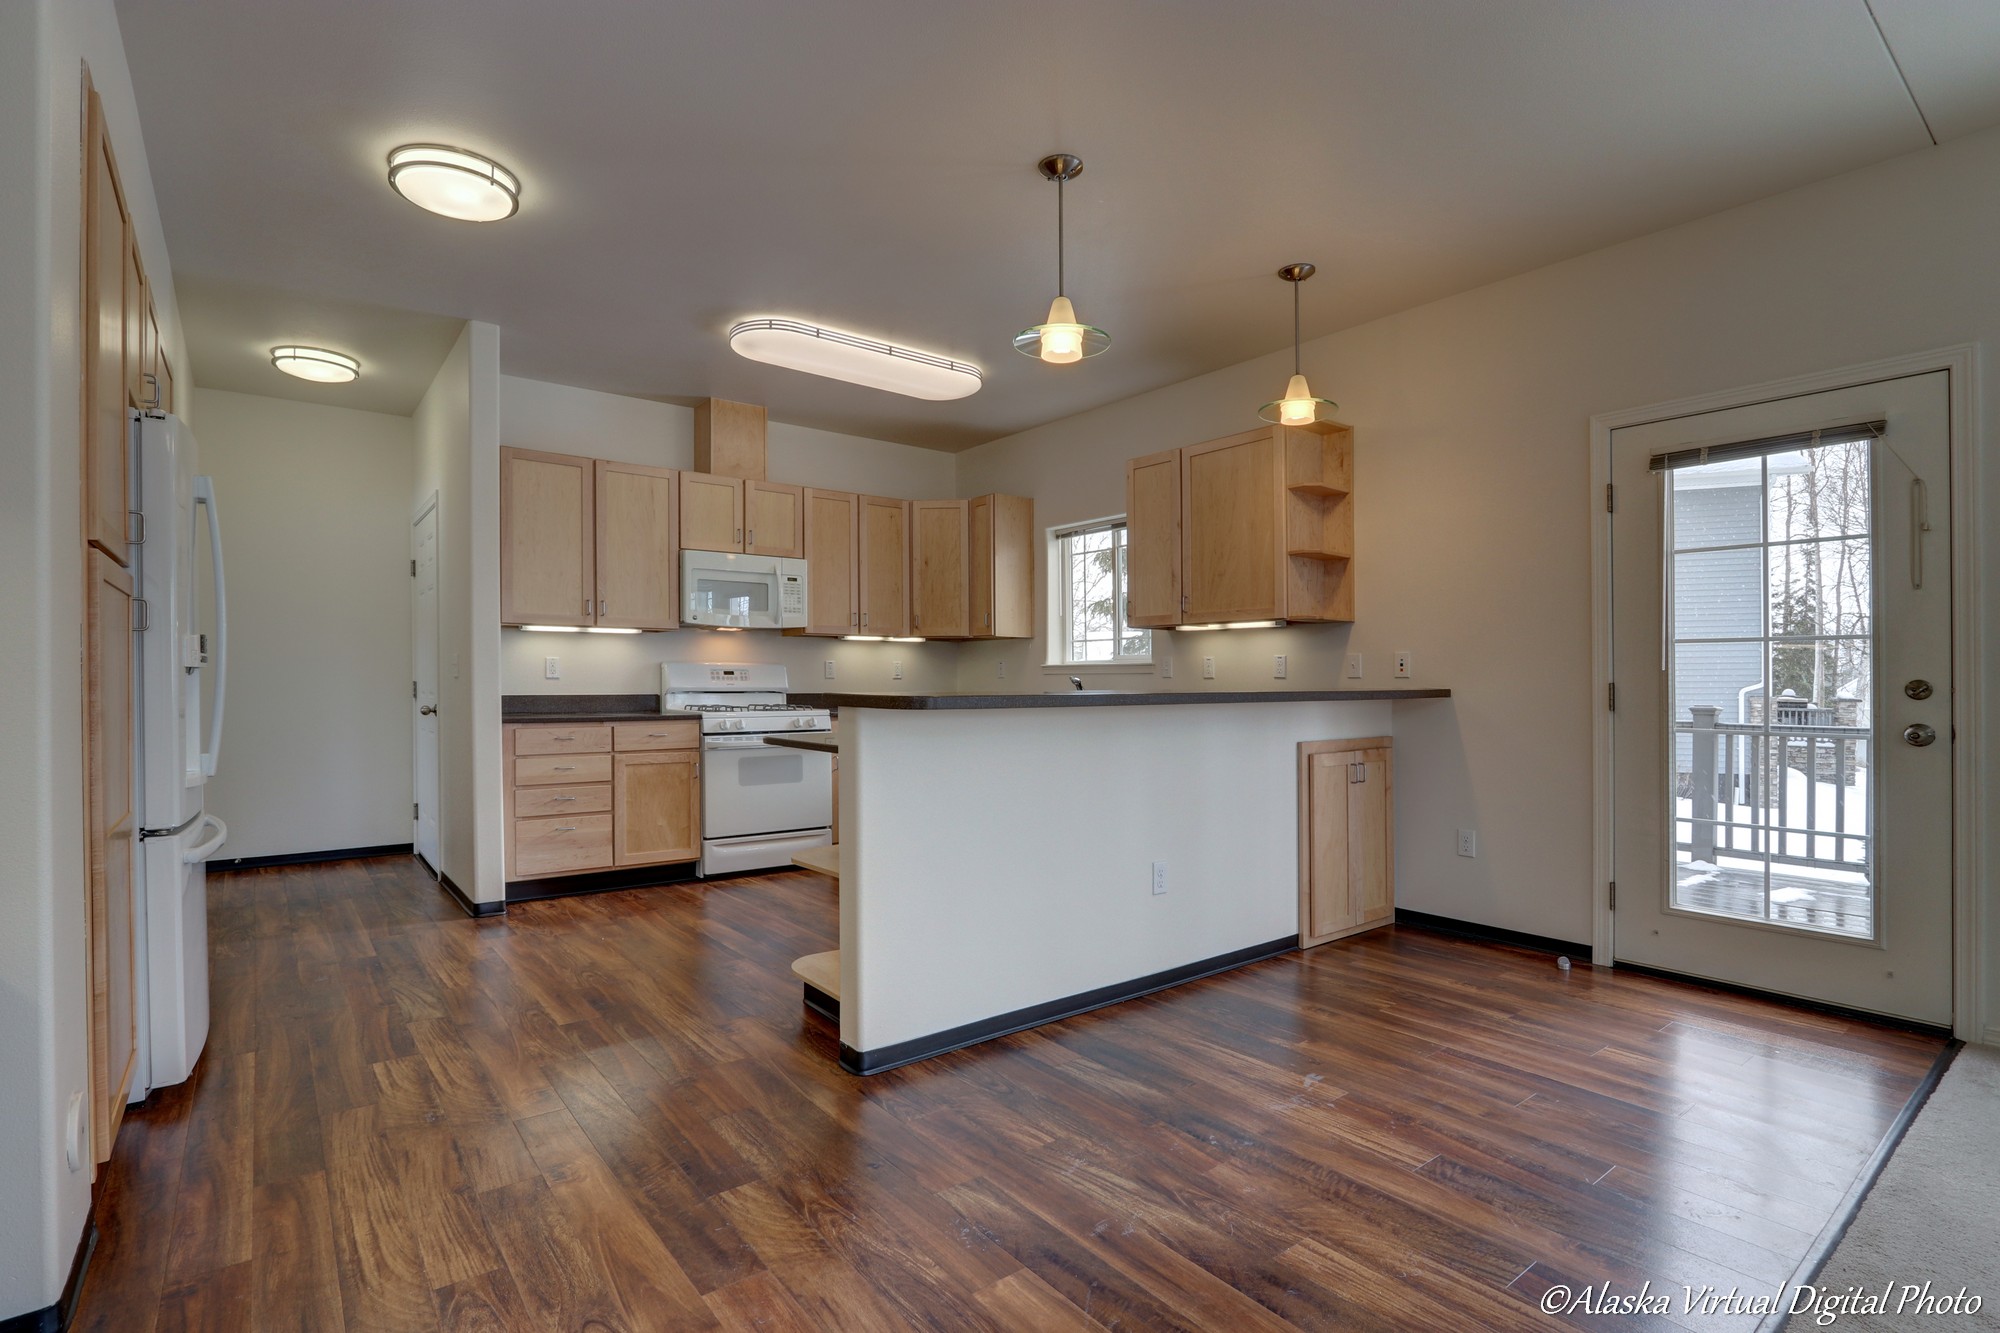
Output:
412,500,440,869
594,461,678,630
1609,372,1953,1025
802,489,859,636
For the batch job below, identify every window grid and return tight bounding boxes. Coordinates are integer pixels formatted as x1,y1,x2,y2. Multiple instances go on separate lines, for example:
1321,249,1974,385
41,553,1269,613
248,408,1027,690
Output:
1054,520,1151,665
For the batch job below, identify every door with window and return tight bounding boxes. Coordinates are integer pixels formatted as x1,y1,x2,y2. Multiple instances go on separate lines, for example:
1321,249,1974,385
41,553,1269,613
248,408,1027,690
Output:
1609,373,1952,1025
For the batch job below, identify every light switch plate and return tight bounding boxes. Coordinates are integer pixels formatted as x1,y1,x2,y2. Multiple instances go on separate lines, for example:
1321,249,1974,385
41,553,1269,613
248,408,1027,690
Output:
892,660,904,681
997,658,1006,679
823,660,836,679
1273,654,1288,679
1345,653,1363,679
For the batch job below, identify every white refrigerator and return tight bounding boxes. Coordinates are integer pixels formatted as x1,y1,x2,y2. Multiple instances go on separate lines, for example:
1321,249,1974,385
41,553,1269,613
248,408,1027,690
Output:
129,409,228,1099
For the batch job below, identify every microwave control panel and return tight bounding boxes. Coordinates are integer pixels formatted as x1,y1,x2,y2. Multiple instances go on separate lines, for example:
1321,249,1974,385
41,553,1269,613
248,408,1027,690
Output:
779,574,805,617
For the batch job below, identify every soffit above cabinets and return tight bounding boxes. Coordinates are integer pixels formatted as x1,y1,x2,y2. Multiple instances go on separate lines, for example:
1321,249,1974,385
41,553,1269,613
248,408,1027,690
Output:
118,0,2000,449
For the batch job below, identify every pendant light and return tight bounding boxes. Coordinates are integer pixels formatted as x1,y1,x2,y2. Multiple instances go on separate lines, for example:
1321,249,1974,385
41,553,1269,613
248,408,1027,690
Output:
1257,263,1339,429
1014,154,1109,364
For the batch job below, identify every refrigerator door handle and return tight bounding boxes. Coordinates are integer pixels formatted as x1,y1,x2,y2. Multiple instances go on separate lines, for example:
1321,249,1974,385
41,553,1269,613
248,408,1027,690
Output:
182,814,228,864
193,476,227,777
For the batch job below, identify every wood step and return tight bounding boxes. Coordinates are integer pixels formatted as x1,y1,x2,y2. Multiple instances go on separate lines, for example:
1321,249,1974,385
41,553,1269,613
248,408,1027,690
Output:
791,844,840,878
791,950,840,999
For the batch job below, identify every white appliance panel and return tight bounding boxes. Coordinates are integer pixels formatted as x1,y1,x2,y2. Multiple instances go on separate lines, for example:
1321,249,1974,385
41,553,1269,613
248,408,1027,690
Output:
679,551,807,629
701,739,833,840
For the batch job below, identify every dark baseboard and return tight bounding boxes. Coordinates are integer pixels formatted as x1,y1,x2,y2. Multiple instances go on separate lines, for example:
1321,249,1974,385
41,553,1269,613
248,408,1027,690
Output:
1765,1040,1961,1332
839,934,1298,1076
802,983,838,1023
420,857,504,918
3,1207,96,1333
1608,960,1956,1040
1394,908,1591,960
209,842,412,871
506,861,701,903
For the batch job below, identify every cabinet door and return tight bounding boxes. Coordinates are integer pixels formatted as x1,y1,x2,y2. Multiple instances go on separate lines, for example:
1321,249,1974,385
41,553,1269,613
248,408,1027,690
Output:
745,481,804,559
156,349,175,416
802,489,859,635
594,460,678,630
613,752,701,866
83,91,130,566
968,494,1033,639
680,472,744,552
857,495,910,636
1126,448,1183,627
1299,740,1394,947
123,230,146,411
1348,748,1393,924
910,499,969,639
1182,430,1283,624
500,448,595,626
86,548,136,1160
143,299,165,411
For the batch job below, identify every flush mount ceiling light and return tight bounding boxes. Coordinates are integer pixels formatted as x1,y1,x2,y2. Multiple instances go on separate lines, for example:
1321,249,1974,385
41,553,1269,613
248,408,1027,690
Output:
386,144,520,222
1257,263,1340,430
727,319,982,400
270,345,360,383
1014,153,1109,365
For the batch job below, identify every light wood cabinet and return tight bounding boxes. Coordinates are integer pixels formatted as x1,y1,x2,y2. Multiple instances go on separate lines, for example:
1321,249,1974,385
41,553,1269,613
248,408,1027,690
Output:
86,547,136,1161
800,488,860,635
968,494,1034,639
694,399,767,480
613,752,701,866
679,472,746,552
910,499,970,639
506,720,700,881
500,449,681,631
500,448,595,626
746,480,805,558
1298,737,1394,947
857,495,911,636
84,86,132,567
1126,424,1354,628
594,461,678,629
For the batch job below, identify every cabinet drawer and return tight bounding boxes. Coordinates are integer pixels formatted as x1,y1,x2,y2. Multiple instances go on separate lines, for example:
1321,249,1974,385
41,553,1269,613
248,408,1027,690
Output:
514,753,613,785
513,725,612,755
512,783,612,818
614,721,699,752
512,813,612,877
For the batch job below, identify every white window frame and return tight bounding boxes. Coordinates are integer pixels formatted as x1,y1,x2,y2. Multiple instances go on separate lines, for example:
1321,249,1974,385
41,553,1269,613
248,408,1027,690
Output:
1046,515,1153,669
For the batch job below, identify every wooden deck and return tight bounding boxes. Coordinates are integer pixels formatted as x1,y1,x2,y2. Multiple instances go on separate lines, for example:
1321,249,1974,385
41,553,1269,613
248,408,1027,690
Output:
74,855,1942,1332
1676,860,1875,938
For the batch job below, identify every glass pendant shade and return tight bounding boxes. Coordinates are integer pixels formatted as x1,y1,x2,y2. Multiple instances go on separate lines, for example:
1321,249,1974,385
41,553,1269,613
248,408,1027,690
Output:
1014,296,1109,364
1259,372,1339,427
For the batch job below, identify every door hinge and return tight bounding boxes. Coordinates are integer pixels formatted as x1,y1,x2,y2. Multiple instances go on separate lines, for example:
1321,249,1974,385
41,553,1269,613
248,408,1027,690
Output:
1607,681,1616,711
411,558,417,576
1605,483,1615,513
412,680,418,699
413,802,419,819
1608,881,1616,910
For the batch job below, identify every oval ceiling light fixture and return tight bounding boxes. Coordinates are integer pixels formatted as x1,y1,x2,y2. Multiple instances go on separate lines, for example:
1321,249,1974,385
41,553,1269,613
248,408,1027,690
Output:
727,319,982,401
1014,153,1109,365
1257,263,1340,430
386,143,521,222
270,345,360,383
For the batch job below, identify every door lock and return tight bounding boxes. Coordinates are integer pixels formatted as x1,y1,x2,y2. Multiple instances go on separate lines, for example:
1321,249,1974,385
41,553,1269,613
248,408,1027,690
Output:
1904,679,1934,700
1902,723,1936,747
419,705,437,716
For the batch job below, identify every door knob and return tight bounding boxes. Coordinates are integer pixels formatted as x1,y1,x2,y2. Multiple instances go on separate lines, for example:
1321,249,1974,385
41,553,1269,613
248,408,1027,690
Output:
1903,723,1936,747
419,705,437,716
1904,679,1934,700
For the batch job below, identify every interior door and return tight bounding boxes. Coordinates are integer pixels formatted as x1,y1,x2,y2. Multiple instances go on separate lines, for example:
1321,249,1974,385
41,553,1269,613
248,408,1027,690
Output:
1609,372,1953,1025
594,461,678,629
412,500,440,869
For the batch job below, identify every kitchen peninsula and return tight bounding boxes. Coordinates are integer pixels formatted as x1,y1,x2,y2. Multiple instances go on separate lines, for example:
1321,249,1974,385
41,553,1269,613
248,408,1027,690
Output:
788,687,1449,1073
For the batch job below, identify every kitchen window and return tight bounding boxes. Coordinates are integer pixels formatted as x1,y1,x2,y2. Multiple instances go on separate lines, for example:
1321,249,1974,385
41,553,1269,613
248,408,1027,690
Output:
1051,518,1151,665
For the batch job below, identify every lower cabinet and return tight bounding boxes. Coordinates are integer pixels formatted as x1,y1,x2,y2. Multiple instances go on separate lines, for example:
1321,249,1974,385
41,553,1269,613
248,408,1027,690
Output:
1297,737,1394,946
506,721,700,879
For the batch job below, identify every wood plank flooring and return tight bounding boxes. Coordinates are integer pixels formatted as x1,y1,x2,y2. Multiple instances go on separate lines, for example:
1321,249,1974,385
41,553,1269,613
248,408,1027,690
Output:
75,856,1942,1332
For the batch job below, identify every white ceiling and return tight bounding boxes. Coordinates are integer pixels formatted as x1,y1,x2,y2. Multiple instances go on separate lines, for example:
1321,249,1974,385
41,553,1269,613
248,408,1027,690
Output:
119,0,2000,447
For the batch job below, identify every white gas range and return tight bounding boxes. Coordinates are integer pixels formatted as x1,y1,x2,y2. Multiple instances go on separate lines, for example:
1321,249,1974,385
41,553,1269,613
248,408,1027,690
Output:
661,663,832,875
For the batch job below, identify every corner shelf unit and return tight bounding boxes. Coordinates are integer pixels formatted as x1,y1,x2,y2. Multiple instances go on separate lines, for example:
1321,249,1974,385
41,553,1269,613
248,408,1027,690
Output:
1282,424,1355,621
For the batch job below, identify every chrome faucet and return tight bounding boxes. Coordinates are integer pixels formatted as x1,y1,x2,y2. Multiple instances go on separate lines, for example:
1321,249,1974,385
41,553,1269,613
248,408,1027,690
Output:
1069,676,1084,691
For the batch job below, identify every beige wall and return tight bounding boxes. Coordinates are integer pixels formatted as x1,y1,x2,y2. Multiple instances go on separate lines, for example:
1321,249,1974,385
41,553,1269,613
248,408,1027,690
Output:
498,376,959,697
956,125,2000,1037
193,389,415,861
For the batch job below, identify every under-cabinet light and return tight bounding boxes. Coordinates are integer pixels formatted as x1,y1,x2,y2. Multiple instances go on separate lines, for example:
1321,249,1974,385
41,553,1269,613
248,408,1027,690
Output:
842,635,887,642
887,636,926,643
1172,620,1283,631
728,319,982,401
584,627,643,634
520,625,582,633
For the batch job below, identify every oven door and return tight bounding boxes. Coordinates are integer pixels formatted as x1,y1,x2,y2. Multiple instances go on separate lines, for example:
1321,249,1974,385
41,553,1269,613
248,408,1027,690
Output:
681,552,782,629
701,735,832,838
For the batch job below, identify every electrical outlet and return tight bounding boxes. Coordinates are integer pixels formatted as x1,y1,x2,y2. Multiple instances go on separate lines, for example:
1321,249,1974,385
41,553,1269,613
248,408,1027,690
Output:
823,660,836,679
1457,828,1478,858
1202,656,1216,680
1346,653,1363,679
997,658,1006,679
1160,657,1172,678
543,656,560,680
1273,654,1288,679
1151,861,1168,895
1394,651,1412,679
892,659,904,681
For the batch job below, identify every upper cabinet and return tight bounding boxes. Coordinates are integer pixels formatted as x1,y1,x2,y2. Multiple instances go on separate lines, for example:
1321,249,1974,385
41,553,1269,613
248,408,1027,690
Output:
968,494,1034,639
746,480,804,558
680,471,745,552
501,449,681,631
800,489,860,636
594,461,679,630
910,500,970,640
857,495,911,637
1127,424,1354,628
83,87,132,567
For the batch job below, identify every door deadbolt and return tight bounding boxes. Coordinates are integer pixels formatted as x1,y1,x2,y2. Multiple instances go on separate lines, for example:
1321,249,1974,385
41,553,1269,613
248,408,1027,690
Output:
1903,723,1936,747
419,705,437,716
1904,679,1933,700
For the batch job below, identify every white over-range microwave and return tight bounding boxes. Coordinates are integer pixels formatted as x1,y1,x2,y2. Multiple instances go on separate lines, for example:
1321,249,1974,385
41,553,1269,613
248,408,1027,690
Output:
681,550,808,629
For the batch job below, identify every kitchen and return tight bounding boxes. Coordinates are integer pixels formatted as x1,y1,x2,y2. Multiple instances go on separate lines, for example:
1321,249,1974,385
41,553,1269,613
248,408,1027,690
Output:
10,3,2000,1329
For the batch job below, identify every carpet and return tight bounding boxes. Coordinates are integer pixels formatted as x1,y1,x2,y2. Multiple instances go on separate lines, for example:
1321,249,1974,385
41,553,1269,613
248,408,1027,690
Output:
1798,1044,2000,1329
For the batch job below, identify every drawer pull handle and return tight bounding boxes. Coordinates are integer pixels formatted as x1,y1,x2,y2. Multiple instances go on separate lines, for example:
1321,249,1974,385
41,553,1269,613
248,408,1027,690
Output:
553,826,577,832
550,795,577,802
553,765,576,771
645,732,674,737
551,734,576,741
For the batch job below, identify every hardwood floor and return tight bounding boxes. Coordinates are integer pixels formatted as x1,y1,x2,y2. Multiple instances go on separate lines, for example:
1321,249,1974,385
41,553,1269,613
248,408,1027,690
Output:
75,856,1942,1332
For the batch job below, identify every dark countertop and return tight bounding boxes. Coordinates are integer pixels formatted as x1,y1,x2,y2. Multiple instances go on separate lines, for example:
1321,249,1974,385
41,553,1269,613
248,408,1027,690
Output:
503,712,702,724
761,734,839,754
787,688,1450,710
502,695,703,725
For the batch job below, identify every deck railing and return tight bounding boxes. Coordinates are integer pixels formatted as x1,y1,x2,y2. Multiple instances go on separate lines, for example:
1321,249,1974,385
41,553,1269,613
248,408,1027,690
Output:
1676,704,1870,871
